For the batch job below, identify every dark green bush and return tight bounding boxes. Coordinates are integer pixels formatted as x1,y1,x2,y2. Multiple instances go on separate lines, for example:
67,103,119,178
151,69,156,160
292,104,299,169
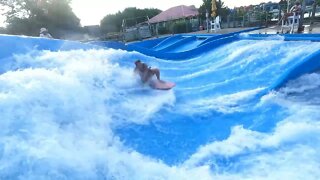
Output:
171,21,192,33
158,26,170,35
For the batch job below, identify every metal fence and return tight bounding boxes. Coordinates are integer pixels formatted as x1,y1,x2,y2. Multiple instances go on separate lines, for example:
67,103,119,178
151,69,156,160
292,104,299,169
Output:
207,3,320,29
122,25,152,42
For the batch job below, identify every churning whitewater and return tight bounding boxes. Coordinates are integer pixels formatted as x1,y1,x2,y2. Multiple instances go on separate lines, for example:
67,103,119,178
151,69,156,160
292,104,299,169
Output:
0,39,320,179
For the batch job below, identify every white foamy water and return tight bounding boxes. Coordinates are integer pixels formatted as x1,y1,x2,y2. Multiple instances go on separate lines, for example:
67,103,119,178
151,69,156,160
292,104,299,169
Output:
183,72,320,180
0,49,203,179
0,41,320,180
178,88,264,114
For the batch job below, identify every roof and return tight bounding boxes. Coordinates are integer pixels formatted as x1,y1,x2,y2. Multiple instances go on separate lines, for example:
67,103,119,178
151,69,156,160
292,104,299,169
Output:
149,5,199,24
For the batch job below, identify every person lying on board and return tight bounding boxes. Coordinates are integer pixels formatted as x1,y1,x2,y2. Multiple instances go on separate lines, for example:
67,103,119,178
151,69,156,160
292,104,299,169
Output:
134,60,164,84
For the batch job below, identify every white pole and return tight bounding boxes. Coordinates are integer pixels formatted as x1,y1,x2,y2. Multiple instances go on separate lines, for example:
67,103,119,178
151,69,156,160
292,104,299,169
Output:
287,0,290,12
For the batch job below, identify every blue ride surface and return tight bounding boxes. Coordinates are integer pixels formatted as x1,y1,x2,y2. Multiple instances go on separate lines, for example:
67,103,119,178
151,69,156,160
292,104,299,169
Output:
1,31,320,179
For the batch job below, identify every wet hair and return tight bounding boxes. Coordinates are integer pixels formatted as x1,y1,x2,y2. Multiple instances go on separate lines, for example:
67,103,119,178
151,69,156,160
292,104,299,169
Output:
134,60,147,71
135,60,141,65
295,1,300,5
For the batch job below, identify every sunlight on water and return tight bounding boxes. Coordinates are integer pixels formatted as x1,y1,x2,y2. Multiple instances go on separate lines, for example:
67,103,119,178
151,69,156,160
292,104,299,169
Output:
0,38,320,179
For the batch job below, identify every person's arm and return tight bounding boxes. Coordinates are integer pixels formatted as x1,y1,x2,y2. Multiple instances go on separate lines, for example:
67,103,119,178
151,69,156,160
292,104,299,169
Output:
291,5,301,14
47,33,53,39
290,5,295,13
296,5,302,14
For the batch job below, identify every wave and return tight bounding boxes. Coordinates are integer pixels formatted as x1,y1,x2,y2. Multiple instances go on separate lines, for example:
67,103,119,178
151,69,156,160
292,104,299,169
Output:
1,36,320,179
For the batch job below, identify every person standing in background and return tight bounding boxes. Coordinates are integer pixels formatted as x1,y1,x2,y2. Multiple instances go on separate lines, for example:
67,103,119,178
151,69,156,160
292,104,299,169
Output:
39,28,53,39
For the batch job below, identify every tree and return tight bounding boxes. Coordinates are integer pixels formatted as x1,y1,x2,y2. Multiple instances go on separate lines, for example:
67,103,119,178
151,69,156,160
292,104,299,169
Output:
100,7,161,34
198,0,212,20
0,0,81,38
0,27,6,34
198,0,229,21
100,11,122,33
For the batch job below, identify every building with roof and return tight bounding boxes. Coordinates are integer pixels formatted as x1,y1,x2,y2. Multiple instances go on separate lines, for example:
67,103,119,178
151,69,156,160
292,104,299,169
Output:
149,5,200,34
149,5,199,23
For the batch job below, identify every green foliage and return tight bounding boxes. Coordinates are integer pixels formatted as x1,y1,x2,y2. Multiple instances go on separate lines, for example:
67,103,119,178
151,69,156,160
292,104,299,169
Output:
0,0,81,37
0,27,7,34
100,11,122,34
198,0,229,21
100,7,161,33
198,0,212,20
170,21,192,34
158,26,169,35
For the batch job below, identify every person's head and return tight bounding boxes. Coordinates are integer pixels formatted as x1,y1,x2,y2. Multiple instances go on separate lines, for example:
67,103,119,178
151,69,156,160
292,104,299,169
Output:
135,60,143,69
135,60,141,66
40,27,48,34
295,1,300,5
135,60,147,71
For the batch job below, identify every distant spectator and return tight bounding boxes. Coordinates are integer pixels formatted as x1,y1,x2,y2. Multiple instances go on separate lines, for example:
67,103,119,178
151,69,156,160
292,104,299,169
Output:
278,1,301,24
289,1,302,15
39,27,53,39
